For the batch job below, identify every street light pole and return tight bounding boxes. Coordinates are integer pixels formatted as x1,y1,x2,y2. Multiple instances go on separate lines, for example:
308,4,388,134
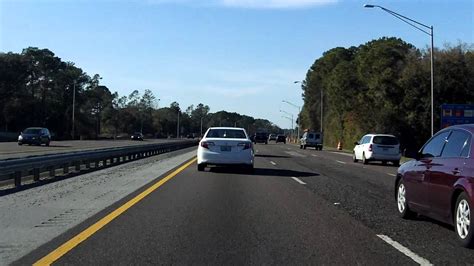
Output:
282,100,301,140
280,110,294,139
364,4,434,136
177,111,180,139
200,116,204,137
72,81,76,140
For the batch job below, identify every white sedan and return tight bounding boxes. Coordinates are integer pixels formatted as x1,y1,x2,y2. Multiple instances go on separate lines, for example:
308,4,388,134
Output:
197,127,254,172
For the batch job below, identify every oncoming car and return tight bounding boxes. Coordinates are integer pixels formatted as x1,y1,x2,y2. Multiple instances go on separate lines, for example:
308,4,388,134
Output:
18,127,51,146
197,127,254,172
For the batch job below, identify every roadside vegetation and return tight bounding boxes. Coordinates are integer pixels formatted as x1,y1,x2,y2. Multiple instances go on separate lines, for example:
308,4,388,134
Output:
300,37,473,151
0,47,280,139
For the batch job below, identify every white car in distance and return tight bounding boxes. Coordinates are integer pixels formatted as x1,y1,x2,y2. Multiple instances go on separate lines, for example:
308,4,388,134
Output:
353,134,401,166
197,127,254,172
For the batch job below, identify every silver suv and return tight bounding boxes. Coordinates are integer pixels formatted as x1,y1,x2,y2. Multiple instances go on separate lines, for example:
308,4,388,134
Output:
300,131,323,150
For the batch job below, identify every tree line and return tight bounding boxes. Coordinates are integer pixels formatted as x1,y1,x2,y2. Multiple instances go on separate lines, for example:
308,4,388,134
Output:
300,37,473,152
0,47,280,140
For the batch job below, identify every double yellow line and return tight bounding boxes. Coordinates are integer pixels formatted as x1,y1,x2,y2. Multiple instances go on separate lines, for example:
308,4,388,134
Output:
34,157,197,266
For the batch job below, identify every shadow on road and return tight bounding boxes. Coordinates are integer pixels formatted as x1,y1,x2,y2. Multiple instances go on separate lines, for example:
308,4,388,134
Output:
209,167,319,177
255,154,290,158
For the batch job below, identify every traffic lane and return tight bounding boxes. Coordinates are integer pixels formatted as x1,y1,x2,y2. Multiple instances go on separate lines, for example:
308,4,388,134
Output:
0,139,186,160
257,143,397,191
276,143,399,179
257,143,474,263
23,154,413,265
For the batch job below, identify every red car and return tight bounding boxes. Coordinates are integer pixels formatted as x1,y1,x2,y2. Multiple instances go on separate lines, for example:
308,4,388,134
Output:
395,124,474,247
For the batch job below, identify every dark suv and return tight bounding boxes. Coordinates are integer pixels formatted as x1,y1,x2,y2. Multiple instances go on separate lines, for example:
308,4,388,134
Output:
395,124,474,247
18,127,51,146
253,132,268,144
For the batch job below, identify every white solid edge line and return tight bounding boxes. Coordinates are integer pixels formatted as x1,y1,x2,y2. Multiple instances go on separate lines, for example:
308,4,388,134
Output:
377,235,432,266
311,154,318,157
270,161,277,166
336,160,347,164
291,176,306,185
387,173,397,177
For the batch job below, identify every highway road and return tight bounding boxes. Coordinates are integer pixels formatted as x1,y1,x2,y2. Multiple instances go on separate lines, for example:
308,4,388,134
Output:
7,143,474,264
0,139,186,160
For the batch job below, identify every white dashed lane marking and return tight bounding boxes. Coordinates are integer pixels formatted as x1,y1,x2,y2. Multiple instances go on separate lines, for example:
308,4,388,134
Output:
270,161,277,166
377,235,432,265
330,152,353,157
291,177,306,185
387,173,396,177
336,160,347,164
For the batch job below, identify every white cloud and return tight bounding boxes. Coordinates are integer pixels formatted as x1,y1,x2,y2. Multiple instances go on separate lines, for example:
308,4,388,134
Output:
220,0,337,9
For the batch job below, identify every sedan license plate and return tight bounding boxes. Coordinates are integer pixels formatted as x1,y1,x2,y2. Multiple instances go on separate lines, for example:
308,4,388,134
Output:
220,146,231,152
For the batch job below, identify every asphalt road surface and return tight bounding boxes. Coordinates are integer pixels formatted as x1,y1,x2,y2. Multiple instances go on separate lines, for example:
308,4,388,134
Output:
0,139,185,160
14,143,474,264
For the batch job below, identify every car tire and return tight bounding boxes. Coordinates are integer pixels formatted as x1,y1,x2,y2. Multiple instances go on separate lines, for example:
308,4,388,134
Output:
393,161,400,167
362,153,369,164
382,161,387,165
197,164,205,171
265,141,268,144
18,142,22,146
455,192,474,248
303,145,307,150
353,153,357,162
397,179,415,219
300,145,303,149
46,140,50,146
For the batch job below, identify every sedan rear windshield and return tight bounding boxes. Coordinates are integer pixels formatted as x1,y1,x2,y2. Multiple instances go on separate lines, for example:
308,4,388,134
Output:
373,136,399,145
206,129,247,139
24,128,42,134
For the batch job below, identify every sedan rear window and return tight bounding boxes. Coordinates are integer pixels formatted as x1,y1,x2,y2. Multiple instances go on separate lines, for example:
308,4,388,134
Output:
24,128,42,134
373,136,399,145
206,129,247,139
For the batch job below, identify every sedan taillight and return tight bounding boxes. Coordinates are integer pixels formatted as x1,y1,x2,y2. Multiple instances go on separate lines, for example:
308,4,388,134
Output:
238,142,252,150
200,141,214,149
368,144,373,152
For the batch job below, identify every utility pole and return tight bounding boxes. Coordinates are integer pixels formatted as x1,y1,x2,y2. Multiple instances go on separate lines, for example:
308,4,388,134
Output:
177,111,180,139
72,81,76,140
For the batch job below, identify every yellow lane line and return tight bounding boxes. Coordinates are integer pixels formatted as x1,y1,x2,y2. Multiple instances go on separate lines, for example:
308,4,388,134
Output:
34,157,197,266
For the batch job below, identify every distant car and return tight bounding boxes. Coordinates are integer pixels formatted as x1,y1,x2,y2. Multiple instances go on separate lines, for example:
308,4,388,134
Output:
268,134,277,141
353,134,400,165
300,131,323,150
18,127,51,146
131,132,144,141
395,124,474,247
254,132,268,144
197,127,254,172
276,135,286,144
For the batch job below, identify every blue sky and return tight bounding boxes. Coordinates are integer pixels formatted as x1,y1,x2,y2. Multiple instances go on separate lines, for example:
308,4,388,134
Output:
1,0,472,128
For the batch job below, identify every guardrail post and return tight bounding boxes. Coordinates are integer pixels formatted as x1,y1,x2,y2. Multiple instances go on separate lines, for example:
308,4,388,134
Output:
63,164,69,174
14,171,21,187
49,167,55,177
33,168,40,181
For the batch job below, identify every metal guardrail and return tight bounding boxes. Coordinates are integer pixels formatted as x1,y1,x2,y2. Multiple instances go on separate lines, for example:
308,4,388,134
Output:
0,140,198,188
